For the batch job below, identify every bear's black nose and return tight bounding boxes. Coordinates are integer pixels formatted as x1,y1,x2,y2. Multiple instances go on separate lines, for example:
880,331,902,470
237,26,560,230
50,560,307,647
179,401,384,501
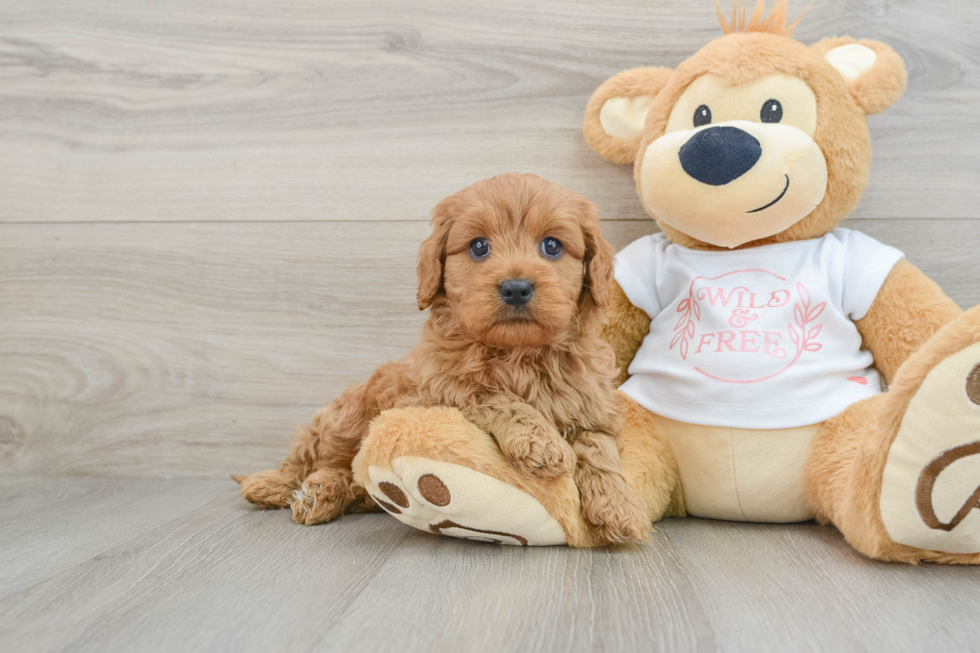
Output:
678,126,761,186
499,279,534,307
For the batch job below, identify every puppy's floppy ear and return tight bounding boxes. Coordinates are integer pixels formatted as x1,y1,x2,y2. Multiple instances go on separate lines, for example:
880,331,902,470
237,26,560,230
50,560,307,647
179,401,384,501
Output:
811,37,907,115
583,67,673,164
417,194,457,310
578,199,615,310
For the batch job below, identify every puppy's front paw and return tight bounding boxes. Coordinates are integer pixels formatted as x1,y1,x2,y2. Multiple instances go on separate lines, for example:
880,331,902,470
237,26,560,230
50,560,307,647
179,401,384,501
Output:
499,429,576,480
289,468,356,526
578,472,650,544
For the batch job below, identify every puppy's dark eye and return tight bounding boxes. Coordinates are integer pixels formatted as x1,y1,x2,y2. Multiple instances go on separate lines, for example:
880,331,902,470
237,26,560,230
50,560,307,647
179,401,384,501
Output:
761,99,782,123
540,237,563,259
693,104,711,127
469,237,490,260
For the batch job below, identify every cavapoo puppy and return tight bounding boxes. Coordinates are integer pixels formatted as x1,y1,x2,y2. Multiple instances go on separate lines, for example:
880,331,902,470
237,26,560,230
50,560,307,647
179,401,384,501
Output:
235,173,648,543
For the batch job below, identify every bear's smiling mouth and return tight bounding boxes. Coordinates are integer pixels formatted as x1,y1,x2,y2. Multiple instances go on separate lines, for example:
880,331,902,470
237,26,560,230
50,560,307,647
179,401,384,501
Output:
746,174,790,213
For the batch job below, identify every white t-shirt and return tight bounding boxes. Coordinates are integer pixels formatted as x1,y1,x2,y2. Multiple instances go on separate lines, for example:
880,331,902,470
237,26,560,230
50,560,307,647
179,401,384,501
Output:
614,229,904,429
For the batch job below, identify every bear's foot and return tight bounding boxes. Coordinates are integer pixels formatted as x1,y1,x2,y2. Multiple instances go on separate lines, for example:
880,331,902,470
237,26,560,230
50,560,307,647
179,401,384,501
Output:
364,456,567,546
353,407,607,547
881,342,980,556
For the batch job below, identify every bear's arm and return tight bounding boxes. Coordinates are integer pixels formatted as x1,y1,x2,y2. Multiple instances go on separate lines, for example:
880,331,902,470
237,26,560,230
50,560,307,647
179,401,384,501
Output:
855,259,962,384
600,279,652,386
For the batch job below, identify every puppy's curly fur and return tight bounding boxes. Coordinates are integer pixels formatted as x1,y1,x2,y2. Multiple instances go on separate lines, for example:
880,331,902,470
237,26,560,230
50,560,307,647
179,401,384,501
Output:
235,173,648,543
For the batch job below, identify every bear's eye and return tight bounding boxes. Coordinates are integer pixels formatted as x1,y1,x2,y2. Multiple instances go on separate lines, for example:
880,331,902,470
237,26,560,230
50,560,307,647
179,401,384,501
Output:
761,99,783,123
693,104,712,127
540,237,563,259
469,237,490,260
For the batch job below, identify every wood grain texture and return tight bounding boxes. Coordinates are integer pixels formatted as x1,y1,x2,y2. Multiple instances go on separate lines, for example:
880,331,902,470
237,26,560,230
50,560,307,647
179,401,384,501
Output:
1,3,978,650
2,218,980,477
0,476,978,653
0,0,978,225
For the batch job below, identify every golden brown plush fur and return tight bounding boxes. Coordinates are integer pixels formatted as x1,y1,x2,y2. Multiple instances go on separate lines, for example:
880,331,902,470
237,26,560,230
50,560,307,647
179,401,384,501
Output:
806,306,980,564
236,173,648,544
583,67,673,165
584,1,979,561
599,279,651,387
855,259,963,384
809,36,908,116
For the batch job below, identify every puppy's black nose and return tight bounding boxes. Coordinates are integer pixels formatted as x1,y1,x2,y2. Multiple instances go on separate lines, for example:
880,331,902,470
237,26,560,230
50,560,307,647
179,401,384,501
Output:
679,126,761,186
499,279,534,307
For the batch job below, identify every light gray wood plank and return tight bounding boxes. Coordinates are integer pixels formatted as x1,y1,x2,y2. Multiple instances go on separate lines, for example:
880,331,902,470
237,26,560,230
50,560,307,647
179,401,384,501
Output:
327,520,980,653
0,0,977,224
0,476,978,653
2,219,979,477
321,527,717,653
0,476,227,600
0,221,427,476
0,476,411,653
660,520,980,652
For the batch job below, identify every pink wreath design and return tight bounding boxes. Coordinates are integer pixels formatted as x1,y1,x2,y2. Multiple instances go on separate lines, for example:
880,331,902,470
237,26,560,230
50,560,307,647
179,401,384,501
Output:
693,282,826,384
788,282,825,354
671,287,700,360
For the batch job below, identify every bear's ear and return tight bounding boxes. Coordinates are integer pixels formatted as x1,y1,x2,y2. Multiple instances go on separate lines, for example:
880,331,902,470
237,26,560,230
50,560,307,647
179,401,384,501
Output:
583,67,673,164
811,37,907,115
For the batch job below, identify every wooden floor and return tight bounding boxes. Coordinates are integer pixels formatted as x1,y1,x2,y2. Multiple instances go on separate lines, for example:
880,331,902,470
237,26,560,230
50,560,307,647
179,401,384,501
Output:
2,0,980,651
0,475,977,653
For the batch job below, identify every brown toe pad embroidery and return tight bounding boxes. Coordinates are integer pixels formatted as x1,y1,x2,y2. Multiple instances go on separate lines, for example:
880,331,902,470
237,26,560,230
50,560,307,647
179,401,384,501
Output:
967,363,980,405
429,520,528,546
417,474,451,506
915,441,980,531
372,496,402,514
378,482,409,508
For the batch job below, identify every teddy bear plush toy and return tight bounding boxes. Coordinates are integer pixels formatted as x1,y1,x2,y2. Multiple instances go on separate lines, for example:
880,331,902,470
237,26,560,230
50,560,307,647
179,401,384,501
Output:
350,0,980,562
